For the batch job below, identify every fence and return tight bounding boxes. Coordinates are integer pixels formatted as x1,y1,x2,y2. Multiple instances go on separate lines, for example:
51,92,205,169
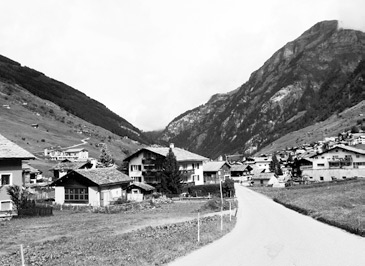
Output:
17,206,53,217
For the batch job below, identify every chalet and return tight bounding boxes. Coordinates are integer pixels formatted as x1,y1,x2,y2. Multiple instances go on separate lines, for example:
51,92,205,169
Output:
251,169,273,186
230,164,253,182
253,156,272,171
302,145,365,182
52,168,132,207
203,161,231,184
0,134,35,213
123,144,208,186
126,182,156,202
22,163,42,184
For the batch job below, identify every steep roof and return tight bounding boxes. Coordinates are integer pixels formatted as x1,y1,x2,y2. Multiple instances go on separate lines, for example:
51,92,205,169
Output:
128,182,155,191
51,161,91,171
308,145,365,157
74,168,132,186
203,161,230,172
124,146,208,162
230,164,249,172
0,134,35,159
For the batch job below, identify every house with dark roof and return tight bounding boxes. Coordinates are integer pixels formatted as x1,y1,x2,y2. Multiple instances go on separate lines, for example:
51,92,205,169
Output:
52,168,132,207
126,182,156,202
203,161,231,184
0,134,35,213
51,160,94,180
22,163,42,184
302,145,365,182
123,144,208,186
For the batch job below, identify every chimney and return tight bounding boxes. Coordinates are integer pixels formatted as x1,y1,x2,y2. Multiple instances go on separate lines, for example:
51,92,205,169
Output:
170,143,175,149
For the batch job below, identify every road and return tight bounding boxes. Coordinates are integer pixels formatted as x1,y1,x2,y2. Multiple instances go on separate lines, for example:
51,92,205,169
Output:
169,185,365,266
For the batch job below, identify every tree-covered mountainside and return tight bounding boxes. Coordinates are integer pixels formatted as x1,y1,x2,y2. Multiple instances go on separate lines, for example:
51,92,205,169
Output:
158,20,365,158
0,55,150,144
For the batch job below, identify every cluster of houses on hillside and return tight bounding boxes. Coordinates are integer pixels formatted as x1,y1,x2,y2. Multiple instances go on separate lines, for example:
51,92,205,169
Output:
1,130,365,216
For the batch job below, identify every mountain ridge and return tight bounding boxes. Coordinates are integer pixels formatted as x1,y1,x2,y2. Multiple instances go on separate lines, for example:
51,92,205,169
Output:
0,54,150,144
158,20,365,158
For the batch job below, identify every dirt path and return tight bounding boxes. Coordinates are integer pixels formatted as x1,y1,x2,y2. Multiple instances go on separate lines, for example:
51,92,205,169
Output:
169,185,365,266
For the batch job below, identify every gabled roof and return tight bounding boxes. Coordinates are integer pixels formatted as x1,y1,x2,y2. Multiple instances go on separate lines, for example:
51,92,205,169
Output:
0,134,35,159
230,164,249,172
74,168,132,186
124,146,208,162
203,161,230,172
22,163,41,174
128,182,155,191
64,148,88,153
51,161,92,171
308,145,365,158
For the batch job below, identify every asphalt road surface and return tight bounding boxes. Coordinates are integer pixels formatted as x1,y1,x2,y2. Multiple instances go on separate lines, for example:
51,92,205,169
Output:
169,185,365,266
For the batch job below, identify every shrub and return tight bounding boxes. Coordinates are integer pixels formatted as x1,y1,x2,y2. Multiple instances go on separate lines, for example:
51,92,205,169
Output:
188,184,220,197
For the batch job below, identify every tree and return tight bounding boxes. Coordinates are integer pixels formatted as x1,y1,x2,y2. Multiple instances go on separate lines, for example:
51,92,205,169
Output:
222,178,235,197
98,143,114,167
160,148,183,194
6,185,29,212
270,153,283,175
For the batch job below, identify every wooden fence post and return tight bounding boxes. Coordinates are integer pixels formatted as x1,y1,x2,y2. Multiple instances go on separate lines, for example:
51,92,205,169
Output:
20,244,25,266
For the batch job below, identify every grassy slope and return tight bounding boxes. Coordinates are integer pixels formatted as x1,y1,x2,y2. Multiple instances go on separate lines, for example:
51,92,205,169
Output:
252,179,365,235
257,100,365,155
0,82,143,174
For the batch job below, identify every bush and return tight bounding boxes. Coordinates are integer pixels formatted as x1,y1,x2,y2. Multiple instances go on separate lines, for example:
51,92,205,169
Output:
188,184,220,197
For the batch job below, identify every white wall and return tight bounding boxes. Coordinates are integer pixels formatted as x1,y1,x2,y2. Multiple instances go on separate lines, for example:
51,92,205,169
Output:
303,169,365,182
55,186,65,205
88,186,99,206
129,153,144,182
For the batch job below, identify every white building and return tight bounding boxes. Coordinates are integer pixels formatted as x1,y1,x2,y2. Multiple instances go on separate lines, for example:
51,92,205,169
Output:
302,145,365,182
124,144,208,186
45,148,89,161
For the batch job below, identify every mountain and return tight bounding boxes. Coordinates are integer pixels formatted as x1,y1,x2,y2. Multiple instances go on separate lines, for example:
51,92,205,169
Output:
0,82,143,173
158,20,365,158
0,55,150,144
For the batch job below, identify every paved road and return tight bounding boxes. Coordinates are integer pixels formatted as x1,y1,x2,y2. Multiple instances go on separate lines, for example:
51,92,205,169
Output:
169,185,365,266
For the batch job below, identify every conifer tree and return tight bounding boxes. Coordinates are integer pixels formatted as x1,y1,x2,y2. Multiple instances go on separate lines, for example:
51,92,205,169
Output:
98,143,114,167
161,148,183,194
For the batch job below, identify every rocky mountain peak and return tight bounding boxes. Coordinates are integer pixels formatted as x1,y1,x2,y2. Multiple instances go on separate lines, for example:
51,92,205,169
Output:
158,21,365,158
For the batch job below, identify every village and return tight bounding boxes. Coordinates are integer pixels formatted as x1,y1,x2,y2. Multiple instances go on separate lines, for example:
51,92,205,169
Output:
1,126,365,214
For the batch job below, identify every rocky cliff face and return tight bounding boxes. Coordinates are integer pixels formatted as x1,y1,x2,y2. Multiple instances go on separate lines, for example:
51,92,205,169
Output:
159,20,365,158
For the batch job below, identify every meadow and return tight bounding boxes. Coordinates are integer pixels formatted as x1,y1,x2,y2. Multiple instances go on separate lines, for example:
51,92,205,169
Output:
0,200,236,265
252,179,365,236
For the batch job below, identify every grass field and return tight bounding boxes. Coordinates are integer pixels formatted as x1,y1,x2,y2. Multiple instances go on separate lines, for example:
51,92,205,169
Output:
0,200,236,265
252,179,365,236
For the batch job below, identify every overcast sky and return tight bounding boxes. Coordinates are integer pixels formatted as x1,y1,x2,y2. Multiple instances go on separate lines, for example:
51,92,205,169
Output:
1,1,364,131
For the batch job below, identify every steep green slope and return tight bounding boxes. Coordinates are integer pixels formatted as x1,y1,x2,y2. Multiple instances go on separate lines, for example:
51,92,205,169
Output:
0,55,150,144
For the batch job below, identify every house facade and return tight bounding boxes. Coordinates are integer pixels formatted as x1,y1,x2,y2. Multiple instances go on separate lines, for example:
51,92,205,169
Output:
52,168,132,207
302,145,365,182
124,145,208,186
203,161,231,184
45,148,89,161
0,134,35,212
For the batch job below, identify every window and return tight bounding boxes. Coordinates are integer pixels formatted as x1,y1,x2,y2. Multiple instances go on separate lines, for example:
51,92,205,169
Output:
317,163,325,167
0,174,11,186
130,165,142,171
320,176,324,181
65,188,88,203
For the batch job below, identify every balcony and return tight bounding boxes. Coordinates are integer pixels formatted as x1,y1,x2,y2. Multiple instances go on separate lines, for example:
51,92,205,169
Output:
142,159,156,165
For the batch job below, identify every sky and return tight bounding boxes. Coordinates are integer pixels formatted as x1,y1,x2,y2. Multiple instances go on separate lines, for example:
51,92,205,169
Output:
0,1,364,131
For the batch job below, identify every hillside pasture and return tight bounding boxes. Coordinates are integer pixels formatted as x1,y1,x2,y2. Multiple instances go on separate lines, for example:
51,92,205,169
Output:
252,179,365,236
